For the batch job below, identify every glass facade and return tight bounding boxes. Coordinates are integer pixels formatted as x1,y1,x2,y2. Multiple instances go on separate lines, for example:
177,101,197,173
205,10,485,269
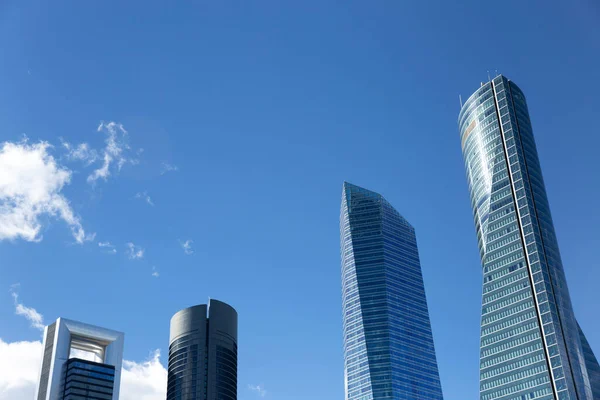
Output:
62,358,115,400
458,75,596,400
340,182,444,400
577,323,600,399
167,300,238,400
213,341,237,400
168,332,204,399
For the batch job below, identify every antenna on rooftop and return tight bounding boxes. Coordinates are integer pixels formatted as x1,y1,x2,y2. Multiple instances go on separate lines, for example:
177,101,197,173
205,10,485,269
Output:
495,69,498,77
487,70,491,82
459,94,463,108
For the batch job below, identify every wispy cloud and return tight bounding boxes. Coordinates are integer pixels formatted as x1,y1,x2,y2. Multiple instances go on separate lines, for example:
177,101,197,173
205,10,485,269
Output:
98,241,117,254
160,162,178,175
248,384,267,397
9,286,45,331
60,122,140,185
180,239,194,255
151,267,159,278
135,191,154,206
126,242,145,260
87,122,138,184
0,139,93,244
60,140,99,165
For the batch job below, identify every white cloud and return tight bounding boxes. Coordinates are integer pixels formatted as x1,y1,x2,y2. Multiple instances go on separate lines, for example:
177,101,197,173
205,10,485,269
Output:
61,140,99,165
126,242,144,260
0,339,167,400
0,338,42,399
248,384,267,397
151,267,159,278
98,241,117,254
121,350,167,400
160,162,178,175
135,191,154,206
10,287,45,331
88,122,137,184
180,239,193,255
0,140,93,243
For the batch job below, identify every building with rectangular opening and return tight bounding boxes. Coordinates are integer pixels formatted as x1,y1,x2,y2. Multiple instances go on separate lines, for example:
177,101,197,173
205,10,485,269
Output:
35,318,124,400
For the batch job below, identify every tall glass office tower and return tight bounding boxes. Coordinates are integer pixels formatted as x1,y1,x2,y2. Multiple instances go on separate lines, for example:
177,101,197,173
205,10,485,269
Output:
167,299,238,400
340,182,444,400
458,75,600,400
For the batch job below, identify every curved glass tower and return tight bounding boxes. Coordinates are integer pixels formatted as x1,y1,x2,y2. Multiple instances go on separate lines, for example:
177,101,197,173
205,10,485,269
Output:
167,300,238,400
340,182,444,400
458,75,599,400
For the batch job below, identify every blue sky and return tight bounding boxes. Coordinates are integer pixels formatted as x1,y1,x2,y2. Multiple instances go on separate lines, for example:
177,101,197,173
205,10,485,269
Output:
1,1,599,399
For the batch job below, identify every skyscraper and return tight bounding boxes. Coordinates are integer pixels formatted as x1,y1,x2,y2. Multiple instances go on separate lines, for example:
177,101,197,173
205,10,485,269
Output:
577,323,600,398
340,182,444,400
458,75,600,400
35,318,124,400
167,299,238,400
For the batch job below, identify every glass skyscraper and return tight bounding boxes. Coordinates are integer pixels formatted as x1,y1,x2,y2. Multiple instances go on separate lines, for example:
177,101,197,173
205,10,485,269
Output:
577,323,600,398
340,182,444,400
167,299,238,400
458,75,600,400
